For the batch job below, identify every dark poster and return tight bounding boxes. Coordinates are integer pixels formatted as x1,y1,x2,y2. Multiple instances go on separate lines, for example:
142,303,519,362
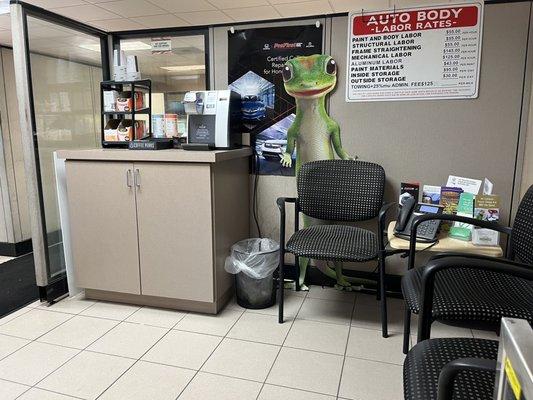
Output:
228,25,323,175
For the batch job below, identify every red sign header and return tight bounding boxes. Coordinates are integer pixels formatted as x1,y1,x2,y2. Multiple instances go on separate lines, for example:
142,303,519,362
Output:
353,6,479,35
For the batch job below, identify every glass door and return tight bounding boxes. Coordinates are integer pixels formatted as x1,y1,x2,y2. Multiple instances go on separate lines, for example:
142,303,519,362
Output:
11,2,109,301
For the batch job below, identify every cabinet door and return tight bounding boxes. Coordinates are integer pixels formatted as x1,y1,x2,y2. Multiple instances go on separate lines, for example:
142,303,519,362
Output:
65,161,141,294
134,163,214,302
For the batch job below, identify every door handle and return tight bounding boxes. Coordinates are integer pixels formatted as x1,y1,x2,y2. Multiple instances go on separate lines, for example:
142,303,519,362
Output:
126,169,133,188
134,168,141,187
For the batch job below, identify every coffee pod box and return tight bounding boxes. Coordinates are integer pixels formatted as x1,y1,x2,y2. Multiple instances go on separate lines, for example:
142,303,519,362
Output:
104,119,121,141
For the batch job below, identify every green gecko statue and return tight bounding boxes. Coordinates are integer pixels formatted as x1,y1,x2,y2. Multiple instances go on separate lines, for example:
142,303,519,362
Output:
280,54,359,291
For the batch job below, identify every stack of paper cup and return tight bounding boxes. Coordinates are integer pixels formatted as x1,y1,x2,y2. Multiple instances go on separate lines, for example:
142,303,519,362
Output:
113,50,127,81
126,55,141,81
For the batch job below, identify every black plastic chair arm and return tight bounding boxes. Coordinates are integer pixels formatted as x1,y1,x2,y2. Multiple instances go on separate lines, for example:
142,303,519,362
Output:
408,213,513,269
378,202,396,252
429,252,511,264
276,197,297,210
437,357,497,400
276,197,300,249
417,256,533,341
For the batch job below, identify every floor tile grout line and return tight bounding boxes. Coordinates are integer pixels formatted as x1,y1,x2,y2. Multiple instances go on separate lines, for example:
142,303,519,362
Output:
15,385,86,400
94,324,176,400
255,288,309,400
89,308,190,399
19,299,157,397
0,307,33,327
172,307,248,400
335,292,358,399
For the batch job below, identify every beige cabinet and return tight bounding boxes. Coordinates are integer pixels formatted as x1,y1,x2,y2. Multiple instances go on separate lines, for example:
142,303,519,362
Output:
66,161,141,294
63,149,251,313
135,163,214,302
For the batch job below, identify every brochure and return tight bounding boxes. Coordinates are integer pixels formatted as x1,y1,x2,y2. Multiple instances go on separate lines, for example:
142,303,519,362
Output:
421,185,441,205
446,175,482,195
440,186,463,231
399,182,420,205
440,186,464,214
473,194,501,246
450,192,475,241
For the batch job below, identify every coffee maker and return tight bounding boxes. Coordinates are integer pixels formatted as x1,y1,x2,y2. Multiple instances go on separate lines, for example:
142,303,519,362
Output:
182,90,241,150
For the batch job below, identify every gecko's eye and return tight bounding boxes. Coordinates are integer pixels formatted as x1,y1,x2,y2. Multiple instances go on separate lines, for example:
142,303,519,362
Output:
325,58,337,75
282,64,293,82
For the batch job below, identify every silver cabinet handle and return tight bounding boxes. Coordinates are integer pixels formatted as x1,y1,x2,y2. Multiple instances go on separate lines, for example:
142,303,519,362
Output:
126,169,133,188
134,169,141,187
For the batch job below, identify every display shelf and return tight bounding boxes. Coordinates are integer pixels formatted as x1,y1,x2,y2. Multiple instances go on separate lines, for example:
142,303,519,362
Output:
100,79,152,148
102,108,150,115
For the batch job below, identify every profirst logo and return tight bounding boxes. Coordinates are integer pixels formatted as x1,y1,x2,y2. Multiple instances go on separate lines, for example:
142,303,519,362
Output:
263,42,303,50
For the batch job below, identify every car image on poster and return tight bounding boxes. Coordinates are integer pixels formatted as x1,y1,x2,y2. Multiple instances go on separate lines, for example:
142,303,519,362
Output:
228,25,323,176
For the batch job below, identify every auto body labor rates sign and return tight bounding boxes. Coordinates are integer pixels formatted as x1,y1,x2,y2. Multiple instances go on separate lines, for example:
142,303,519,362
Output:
346,2,483,102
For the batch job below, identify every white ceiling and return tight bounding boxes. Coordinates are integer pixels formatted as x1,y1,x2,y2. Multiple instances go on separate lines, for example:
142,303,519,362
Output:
0,0,461,48
0,0,461,40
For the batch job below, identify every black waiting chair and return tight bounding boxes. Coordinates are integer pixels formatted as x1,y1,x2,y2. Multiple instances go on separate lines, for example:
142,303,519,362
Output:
401,185,533,353
404,337,498,400
277,159,397,337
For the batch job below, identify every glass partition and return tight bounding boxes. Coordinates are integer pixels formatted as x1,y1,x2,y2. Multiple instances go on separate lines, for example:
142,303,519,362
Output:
27,16,104,282
118,33,207,138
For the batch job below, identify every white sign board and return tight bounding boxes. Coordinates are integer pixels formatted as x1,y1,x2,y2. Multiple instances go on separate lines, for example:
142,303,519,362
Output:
151,37,172,54
346,2,483,102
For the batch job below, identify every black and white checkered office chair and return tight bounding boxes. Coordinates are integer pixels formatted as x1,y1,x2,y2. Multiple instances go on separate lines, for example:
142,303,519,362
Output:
401,185,533,354
277,159,398,337
404,337,498,400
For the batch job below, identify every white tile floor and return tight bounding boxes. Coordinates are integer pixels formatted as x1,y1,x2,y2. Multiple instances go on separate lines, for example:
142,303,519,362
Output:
0,287,498,400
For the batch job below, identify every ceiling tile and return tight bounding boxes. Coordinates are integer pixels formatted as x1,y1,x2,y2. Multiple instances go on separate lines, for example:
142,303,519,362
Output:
146,0,216,13
274,0,332,17
24,0,87,7
224,5,280,22
98,0,167,17
268,0,312,4
50,4,119,21
89,17,146,30
209,0,268,9
180,10,232,25
132,14,190,28
330,0,388,13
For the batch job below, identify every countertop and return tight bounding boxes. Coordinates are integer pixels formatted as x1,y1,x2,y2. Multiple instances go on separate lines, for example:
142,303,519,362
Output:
56,147,252,163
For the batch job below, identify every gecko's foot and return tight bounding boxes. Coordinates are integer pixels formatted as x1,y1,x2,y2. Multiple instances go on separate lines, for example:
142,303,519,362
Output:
334,276,353,291
283,281,310,292
298,283,309,292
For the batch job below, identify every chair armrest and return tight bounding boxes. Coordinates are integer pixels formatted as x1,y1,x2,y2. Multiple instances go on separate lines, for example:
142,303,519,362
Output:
378,202,397,252
429,252,510,263
407,214,512,269
437,358,497,400
378,202,396,231
276,197,297,210
417,256,533,341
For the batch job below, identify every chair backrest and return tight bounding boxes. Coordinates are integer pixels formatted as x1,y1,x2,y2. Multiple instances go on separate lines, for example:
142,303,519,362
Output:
297,159,385,222
511,185,533,265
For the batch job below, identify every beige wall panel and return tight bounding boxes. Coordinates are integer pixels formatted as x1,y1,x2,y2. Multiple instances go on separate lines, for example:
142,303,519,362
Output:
329,4,529,227
214,4,530,277
212,158,250,301
2,48,28,242
135,162,214,302
522,86,533,197
65,160,141,294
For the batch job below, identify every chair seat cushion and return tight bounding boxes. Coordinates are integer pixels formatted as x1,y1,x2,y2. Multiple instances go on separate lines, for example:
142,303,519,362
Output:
402,266,533,323
404,338,499,400
286,225,378,262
